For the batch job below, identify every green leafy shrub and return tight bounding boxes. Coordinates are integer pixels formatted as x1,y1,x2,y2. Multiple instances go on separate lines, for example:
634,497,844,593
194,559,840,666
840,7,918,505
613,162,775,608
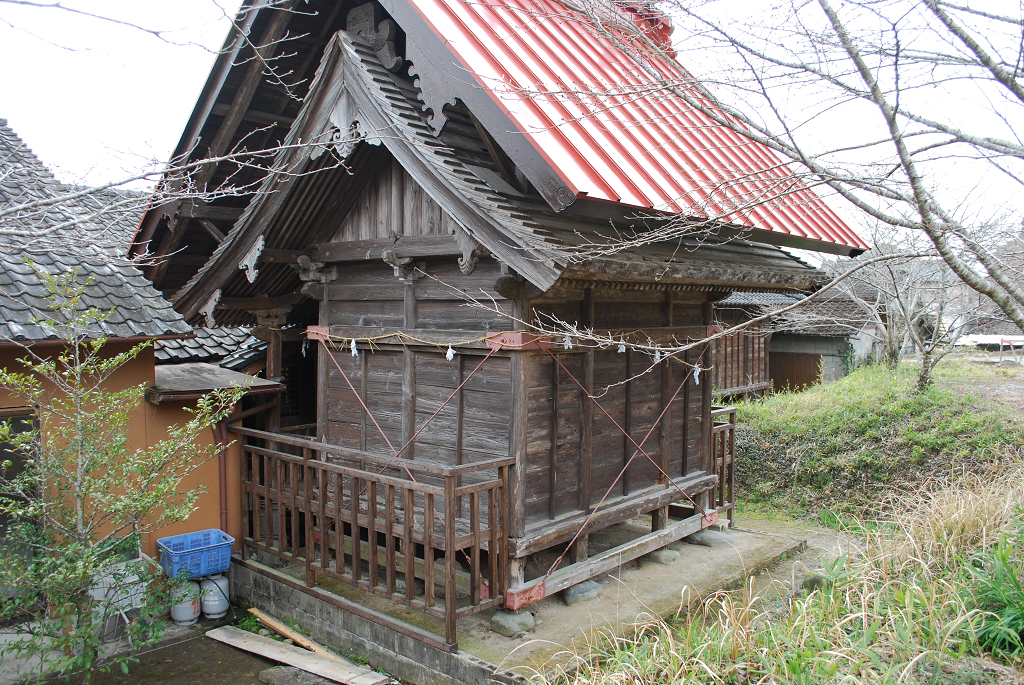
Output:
964,532,1024,659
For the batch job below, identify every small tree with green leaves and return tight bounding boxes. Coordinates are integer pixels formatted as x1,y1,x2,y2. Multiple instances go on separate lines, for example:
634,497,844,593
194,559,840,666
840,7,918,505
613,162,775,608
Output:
0,265,244,684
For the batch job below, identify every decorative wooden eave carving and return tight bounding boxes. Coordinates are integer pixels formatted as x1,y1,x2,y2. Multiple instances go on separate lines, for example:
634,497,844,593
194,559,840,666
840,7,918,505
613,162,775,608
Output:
380,0,577,212
452,224,488,275
407,40,455,135
238,235,266,283
199,289,221,327
346,3,403,72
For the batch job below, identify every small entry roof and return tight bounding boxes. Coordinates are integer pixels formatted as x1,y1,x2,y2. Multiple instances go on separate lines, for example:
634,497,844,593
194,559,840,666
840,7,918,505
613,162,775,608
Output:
146,362,284,404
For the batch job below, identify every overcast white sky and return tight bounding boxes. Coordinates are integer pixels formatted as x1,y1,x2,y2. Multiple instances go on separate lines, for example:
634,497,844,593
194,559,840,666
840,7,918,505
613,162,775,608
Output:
0,0,1019,246
0,1,245,186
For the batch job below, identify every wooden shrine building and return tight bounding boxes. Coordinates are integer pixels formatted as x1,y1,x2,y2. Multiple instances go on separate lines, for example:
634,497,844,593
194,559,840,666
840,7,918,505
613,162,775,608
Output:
132,0,868,649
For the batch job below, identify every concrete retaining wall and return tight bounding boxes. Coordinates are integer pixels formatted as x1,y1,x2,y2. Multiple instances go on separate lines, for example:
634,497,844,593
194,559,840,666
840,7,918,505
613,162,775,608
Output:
230,560,523,685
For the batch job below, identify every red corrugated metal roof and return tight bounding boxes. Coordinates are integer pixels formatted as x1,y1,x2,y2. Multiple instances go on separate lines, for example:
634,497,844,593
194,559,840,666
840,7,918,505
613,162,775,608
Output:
405,0,869,252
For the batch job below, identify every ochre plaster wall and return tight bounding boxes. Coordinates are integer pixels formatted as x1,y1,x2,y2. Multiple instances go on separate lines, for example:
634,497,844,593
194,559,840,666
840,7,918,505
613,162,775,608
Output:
0,342,243,559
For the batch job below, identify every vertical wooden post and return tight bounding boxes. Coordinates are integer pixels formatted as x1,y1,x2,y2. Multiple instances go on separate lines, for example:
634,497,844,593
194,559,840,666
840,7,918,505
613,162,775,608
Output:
654,348,672,532
401,349,416,460
455,354,465,516
240,446,250,561
508,557,526,592
508,351,528,538
303,448,314,587
360,353,367,451
351,474,361,580
317,297,330,442
570,536,589,564
404,487,414,602
403,281,417,329
444,475,458,648
580,287,595,515
548,358,559,520
702,299,715,510
424,492,435,607
623,348,632,497
579,350,594,513
254,309,289,435
368,481,379,588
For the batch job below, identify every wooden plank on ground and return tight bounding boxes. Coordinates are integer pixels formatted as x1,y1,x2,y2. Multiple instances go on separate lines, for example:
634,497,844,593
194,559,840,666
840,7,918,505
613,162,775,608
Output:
206,626,388,685
247,608,346,662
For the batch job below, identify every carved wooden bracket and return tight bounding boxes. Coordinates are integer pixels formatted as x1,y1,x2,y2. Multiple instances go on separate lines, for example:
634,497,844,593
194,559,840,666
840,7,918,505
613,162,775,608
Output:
199,289,221,327
160,199,182,234
381,248,424,280
294,254,338,283
238,235,266,283
347,3,402,71
453,225,488,275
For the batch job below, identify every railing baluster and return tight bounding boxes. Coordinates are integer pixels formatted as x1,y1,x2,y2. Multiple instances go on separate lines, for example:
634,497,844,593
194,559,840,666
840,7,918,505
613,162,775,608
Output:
253,450,262,549
487,486,497,599
444,474,457,648
318,461,328,572
290,460,299,558
385,483,396,595
424,492,434,608
404,487,414,602
304,447,314,587
351,473,361,582
498,465,508,597
470,490,480,605
331,470,341,576
276,455,285,554
241,447,251,560
368,480,378,588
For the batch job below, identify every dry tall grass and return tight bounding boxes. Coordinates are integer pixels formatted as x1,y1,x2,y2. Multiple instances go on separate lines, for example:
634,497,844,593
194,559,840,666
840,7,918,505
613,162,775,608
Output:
540,464,1024,685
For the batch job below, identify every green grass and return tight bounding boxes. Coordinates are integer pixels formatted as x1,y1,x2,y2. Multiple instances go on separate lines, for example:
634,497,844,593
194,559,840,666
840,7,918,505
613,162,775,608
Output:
734,362,1023,514
540,471,1024,685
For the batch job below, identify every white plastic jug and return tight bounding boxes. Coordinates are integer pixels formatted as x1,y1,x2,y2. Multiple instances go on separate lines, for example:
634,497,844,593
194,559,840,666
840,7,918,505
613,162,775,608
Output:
200,574,230,619
170,581,201,626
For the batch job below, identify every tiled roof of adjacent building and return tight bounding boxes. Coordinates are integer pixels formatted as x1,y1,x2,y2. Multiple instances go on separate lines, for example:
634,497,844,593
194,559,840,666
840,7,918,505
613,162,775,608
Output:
155,326,267,370
0,119,191,342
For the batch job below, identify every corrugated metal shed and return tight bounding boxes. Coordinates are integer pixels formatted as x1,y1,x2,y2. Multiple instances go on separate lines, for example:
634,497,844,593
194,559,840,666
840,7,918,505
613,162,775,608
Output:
401,0,868,251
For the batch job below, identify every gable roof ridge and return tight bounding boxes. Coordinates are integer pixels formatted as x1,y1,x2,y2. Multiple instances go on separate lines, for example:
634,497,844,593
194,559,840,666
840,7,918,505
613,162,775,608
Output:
346,35,568,273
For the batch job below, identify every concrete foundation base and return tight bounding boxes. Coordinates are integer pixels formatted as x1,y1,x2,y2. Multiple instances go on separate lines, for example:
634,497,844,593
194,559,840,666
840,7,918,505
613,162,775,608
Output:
230,521,810,684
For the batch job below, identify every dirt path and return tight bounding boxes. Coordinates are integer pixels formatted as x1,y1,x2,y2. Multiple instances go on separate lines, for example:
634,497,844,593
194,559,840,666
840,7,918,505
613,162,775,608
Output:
937,358,1024,415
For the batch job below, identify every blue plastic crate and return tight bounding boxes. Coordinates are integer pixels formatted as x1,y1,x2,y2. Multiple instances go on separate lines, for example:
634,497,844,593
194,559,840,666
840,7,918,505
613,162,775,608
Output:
157,529,234,579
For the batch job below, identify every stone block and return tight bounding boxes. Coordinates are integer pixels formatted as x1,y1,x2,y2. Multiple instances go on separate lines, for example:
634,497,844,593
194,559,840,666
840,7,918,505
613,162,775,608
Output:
644,548,679,565
489,610,535,637
683,530,736,548
562,579,601,605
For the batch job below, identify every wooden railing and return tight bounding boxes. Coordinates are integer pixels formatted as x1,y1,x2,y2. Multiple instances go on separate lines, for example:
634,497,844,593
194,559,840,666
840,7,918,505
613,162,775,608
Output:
711,406,737,521
712,329,770,398
231,426,513,649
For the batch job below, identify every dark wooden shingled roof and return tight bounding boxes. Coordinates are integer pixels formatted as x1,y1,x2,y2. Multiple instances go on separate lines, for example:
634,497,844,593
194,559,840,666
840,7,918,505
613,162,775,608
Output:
167,25,825,325
0,119,191,342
